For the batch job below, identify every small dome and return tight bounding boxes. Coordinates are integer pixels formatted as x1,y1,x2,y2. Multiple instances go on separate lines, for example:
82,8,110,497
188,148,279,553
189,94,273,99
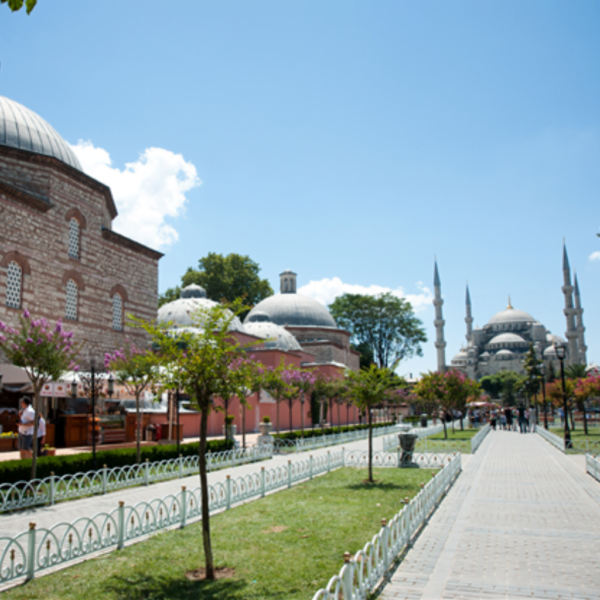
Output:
180,284,207,299
244,321,302,352
543,346,557,357
246,311,271,323
495,349,515,360
0,96,82,171
488,333,527,346
157,294,245,333
245,293,337,329
480,351,491,360
546,333,565,345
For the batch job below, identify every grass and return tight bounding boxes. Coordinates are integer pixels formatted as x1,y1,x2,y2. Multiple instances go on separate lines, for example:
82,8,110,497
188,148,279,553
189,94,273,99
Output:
3,467,432,600
426,428,478,441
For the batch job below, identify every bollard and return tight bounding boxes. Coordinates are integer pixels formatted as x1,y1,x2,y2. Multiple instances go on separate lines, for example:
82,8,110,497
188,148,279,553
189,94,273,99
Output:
180,486,187,528
102,465,108,495
145,459,150,486
226,475,231,510
25,522,36,582
49,472,55,506
261,466,266,498
117,501,125,550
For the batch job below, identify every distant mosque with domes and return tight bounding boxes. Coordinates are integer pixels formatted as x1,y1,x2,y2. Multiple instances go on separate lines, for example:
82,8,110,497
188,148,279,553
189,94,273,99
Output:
433,245,588,380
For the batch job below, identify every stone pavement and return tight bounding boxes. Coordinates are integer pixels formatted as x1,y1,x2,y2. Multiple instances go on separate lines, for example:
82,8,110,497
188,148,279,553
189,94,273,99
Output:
0,435,378,538
381,430,600,600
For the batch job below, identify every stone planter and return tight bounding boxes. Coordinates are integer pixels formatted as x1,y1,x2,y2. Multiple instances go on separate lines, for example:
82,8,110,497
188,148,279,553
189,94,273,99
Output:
0,437,17,452
258,422,273,446
223,424,237,439
398,432,419,468
45,448,56,456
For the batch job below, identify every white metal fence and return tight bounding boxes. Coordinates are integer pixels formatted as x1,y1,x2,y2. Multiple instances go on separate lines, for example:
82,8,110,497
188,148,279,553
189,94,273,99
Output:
0,447,450,589
586,453,600,482
0,446,273,514
311,453,462,600
536,425,565,451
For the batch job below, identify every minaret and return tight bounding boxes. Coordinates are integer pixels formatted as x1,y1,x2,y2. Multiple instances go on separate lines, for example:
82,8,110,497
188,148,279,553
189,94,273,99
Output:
562,243,579,365
465,284,473,344
574,272,587,365
433,260,447,372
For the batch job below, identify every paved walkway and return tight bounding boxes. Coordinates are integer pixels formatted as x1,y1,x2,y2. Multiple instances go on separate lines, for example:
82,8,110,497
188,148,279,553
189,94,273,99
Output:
381,431,600,600
0,436,379,538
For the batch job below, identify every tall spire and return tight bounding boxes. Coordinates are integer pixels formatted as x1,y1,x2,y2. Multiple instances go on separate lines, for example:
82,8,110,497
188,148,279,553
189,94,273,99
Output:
573,272,587,365
465,284,473,344
433,260,446,372
561,242,579,365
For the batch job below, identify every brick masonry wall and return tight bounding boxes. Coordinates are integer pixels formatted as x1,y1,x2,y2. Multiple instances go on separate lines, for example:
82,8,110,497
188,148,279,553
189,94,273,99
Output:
0,150,160,365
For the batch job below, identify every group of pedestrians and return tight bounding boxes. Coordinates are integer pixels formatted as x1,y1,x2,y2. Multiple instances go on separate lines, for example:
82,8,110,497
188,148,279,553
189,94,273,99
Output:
489,405,536,433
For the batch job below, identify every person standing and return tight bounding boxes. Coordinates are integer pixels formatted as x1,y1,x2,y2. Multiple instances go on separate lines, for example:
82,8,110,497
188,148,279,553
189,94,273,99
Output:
504,406,513,431
518,405,527,434
17,397,35,459
37,415,46,454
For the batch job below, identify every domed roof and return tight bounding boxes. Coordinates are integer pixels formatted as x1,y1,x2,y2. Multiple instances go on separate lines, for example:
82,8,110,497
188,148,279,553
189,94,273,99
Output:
543,346,557,357
488,333,527,345
487,306,535,326
546,332,565,345
245,293,337,329
0,96,82,171
244,320,302,352
495,349,515,360
157,285,245,333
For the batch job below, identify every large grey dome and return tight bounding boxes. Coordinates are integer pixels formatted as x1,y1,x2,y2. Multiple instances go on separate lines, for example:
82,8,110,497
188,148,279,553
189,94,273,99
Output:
486,306,535,326
0,96,82,171
245,293,336,328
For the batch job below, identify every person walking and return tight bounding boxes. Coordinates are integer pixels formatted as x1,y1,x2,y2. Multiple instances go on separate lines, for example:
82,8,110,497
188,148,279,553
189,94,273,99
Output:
37,415,46,454
518,405,527,434
504,406,513,432
17,397,35,459
500,411,506,430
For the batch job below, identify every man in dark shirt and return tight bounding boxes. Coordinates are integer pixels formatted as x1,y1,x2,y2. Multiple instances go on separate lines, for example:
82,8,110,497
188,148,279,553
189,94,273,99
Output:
517,405,527,433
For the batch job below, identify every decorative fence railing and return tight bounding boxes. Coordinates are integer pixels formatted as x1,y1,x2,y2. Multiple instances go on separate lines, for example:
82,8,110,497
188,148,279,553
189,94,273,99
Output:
273,424,403,454
536,425,566,452
311,453,462,600
0,445,273,515
470,424,491,453
0,446,448,588
586,453,600,482
535,425,600,454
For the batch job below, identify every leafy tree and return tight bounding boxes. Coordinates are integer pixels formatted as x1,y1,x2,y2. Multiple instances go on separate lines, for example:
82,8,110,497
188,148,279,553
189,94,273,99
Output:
159,253,273,316
480,371,525,405
158,286,180,308
0,311,79,479
347,364,398,482
329,293,427,369
1,0,36,14
138,300,255,580
105,342,158,464
522,344,543,419
280,368,316,435
565,364,589,380
574,371,600,436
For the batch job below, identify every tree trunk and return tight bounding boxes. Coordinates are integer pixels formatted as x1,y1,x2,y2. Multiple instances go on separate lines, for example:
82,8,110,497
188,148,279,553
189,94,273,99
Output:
319,400,324,432
337,401,341,433
288,400,293,435
570,409,575,431
443,417,448,440
276,401,280,436
582,402,589,436
198,401,215,580
135,391,141,464
30,386,42,480
367,408,373,483
242,400,246,449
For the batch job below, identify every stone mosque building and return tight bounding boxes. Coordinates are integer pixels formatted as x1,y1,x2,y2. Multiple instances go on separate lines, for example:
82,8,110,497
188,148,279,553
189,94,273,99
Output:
433,246,588,380
0,95,162,366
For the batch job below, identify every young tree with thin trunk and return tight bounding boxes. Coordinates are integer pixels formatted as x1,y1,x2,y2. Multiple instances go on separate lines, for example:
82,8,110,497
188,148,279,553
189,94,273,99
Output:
105,342,157,464
138,301,253,580
347,364,398,483
0,311,79,479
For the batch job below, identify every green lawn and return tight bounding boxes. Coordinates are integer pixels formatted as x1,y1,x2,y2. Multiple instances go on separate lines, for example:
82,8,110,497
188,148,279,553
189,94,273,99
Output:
426,428,478,441
3,467,432,600
550,427,600,442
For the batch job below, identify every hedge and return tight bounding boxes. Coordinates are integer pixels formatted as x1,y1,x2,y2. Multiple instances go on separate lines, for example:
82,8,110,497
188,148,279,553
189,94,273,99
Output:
0,438,234,485
273,421,395,441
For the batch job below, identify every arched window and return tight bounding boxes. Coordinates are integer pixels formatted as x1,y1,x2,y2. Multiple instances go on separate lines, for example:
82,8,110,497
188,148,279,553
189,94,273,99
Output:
6,261,22,309
112,294,123,331
65,279,78,320
68,218,80,259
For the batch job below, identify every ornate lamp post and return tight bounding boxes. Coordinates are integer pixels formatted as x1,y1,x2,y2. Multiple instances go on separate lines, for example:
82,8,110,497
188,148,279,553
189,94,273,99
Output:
553,341,572,449
540,363,548,429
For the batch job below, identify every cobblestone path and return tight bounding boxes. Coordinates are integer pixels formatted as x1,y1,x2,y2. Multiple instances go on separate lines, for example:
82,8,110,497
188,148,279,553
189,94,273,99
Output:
381,431,600,600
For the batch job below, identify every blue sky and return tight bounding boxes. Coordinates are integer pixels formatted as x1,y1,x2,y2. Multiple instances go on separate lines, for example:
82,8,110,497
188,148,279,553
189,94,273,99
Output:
2,1,599,376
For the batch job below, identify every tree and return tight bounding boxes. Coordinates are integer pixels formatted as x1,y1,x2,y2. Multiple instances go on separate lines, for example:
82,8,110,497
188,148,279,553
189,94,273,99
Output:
329,293,427,369
105,342,158,464
480,370,525,405
0,311,79,479
522,344,543,419
347,364,398,482
138,300,254,580
280,368,316,435
159,253,273,316
574,372,600,436
1,0,37,14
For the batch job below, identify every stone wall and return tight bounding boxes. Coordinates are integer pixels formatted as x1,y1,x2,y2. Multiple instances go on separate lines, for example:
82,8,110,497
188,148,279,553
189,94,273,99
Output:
0,148,161,365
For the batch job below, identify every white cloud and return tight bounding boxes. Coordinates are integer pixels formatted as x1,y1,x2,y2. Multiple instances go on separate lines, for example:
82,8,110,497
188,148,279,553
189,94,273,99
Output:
70,141,200,249
298,277,433,312
590,251,600,261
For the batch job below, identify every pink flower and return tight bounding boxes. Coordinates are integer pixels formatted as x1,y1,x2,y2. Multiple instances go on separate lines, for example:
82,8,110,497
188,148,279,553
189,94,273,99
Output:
55,320,63,333
26,338,34,344
23,309,30,319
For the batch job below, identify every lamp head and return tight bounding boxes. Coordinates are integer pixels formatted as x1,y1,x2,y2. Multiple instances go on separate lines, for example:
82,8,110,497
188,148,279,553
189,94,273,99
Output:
70,378,78,398
553,341,567,360
107,373,115,397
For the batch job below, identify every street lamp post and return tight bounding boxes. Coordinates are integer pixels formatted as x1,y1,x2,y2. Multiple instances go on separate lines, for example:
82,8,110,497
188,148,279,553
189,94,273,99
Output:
540,363,548,429
554,342,572,450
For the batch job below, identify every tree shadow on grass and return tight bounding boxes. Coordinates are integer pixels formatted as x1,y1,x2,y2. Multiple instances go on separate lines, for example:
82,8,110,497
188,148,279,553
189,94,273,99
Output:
100,572,248,600
345,481,410,491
